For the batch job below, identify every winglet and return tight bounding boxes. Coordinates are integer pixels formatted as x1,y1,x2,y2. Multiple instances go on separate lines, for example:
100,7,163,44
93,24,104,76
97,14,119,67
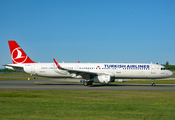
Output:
53,58,61,68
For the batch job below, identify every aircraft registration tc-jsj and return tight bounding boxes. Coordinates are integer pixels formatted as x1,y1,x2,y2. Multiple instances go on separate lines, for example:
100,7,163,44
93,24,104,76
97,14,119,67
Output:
4,41,174,86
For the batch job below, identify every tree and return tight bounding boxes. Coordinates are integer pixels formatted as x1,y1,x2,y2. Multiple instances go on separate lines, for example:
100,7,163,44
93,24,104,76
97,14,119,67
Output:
166,61,169,65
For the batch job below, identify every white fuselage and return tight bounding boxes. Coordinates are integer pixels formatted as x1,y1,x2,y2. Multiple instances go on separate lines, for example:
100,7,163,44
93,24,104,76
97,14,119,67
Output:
7,63,174,80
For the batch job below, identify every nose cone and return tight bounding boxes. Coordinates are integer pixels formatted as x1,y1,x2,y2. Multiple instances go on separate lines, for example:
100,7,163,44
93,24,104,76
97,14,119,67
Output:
170,71,174,77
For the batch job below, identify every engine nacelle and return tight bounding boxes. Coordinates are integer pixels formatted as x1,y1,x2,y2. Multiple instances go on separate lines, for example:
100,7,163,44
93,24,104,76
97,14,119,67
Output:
92,75,111,83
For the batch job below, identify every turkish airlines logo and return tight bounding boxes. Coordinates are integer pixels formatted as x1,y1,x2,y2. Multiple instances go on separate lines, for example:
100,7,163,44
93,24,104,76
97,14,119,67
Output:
12,47,27,63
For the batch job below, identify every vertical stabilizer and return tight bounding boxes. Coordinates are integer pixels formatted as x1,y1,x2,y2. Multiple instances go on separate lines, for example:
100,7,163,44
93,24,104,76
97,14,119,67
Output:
8,41,35,64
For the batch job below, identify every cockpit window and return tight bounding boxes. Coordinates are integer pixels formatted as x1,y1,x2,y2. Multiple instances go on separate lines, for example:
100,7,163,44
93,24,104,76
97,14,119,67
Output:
161,67,168,70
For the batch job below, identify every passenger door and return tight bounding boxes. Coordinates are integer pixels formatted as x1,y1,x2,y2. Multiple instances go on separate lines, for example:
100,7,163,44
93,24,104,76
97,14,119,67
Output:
151,65,156,74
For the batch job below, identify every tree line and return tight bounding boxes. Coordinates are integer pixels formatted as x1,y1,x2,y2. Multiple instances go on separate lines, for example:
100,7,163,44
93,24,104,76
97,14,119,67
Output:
0,68,16,73
162,61,175,71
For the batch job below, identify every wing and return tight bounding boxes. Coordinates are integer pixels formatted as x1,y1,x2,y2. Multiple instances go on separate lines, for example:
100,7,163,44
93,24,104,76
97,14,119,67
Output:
53,58,105,78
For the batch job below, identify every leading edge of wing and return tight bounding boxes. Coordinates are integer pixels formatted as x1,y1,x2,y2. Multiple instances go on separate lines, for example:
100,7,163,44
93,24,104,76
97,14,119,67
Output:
53,58,100,76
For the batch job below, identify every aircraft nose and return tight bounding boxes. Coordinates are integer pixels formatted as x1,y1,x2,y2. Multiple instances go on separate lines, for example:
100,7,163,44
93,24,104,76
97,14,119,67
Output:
170,71,174,77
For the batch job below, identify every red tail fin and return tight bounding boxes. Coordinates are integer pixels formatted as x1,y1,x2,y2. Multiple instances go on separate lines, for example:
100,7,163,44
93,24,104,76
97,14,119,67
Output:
8,41,35,64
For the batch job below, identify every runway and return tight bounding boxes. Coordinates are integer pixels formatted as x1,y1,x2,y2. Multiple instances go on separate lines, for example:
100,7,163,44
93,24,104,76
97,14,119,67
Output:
0,80,175,91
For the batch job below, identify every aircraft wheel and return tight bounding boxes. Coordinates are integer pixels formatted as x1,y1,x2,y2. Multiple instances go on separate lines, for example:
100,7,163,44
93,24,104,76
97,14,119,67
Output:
83,81,88,86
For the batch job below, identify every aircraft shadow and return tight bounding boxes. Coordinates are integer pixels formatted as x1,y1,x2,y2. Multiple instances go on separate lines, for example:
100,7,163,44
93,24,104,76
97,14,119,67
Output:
36,83,163,87
89,84,173,87
89,84,152,87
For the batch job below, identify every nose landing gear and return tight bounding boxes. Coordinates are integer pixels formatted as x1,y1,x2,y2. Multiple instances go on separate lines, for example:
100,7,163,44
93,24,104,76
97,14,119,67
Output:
151,79,155,86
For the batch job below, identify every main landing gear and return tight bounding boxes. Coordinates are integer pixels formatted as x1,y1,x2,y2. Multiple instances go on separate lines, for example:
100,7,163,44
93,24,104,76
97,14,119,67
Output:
151,79,155,86
83,80,93,86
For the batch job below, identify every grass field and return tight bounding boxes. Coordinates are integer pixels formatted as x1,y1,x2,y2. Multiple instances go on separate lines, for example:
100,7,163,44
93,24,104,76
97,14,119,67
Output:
0,73,175,119
0,72,30,76
0,90,175,120
0,72,49,80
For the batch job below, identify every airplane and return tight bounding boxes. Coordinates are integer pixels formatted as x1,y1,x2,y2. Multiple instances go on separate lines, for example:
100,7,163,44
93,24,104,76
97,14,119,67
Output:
4,40,174,86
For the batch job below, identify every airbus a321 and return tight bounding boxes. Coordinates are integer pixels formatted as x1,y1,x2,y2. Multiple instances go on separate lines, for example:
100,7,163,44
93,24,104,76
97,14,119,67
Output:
4,41,174,86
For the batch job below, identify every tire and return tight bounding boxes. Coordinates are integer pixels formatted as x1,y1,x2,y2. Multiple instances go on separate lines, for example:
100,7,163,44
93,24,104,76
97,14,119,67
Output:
83,81,88,86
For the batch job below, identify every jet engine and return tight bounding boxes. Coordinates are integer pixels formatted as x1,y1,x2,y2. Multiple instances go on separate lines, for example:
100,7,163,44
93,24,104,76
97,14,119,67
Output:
92,75,111,83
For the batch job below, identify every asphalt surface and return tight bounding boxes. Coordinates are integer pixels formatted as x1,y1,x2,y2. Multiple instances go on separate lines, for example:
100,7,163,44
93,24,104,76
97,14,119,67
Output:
0,80,175,91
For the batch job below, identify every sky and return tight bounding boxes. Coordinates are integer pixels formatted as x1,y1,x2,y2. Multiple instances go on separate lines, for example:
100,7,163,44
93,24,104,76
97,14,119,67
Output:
0,0,175,68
